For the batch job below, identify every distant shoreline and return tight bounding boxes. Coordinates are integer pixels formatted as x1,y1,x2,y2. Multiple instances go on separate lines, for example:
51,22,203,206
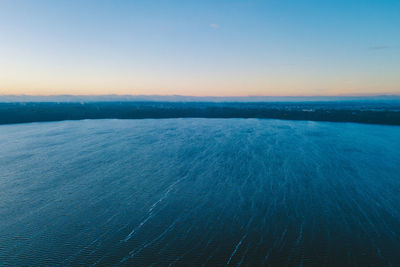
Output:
1,101,399,126
1,94,400,103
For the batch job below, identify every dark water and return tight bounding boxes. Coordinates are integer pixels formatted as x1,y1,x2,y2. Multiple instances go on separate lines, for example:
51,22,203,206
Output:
0,119,400,266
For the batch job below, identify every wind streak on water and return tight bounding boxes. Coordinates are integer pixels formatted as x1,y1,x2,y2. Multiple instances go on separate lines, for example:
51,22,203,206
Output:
0,119,400,266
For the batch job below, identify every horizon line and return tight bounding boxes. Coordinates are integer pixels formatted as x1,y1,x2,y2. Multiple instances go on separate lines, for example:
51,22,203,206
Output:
1,93,400,98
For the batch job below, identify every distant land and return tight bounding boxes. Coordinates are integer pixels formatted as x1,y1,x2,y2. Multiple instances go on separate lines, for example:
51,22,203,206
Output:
1,94,400,103
1,98,399,126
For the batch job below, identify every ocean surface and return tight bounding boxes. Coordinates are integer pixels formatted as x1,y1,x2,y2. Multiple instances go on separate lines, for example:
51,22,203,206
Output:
0,118,400,266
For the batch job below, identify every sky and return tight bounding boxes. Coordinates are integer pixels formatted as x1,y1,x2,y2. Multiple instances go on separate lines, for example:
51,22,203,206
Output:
0,0,399,97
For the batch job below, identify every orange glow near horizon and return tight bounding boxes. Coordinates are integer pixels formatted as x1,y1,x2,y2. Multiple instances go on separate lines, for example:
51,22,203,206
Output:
1,74,399,97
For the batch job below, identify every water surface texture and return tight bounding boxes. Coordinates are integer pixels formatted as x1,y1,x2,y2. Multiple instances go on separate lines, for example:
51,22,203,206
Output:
1,119,400,266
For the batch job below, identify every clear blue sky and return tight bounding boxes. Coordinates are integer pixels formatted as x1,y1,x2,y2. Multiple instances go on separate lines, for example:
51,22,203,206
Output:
1,0,399,96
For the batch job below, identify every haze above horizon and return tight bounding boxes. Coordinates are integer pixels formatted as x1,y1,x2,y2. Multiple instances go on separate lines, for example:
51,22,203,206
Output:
1,0,399,96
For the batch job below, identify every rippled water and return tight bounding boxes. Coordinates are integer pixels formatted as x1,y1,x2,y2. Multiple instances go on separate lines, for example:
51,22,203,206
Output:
1,119,400,266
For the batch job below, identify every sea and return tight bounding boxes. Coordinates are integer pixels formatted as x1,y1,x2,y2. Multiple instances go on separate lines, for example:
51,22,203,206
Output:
1,118,400,266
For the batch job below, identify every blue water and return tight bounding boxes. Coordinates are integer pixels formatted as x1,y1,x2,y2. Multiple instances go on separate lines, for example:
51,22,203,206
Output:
0,119,400,266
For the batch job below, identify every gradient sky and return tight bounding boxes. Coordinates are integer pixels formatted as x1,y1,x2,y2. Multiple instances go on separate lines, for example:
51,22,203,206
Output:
1,0,399,96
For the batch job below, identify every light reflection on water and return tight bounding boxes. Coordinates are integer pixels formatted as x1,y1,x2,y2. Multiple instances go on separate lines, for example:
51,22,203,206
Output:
0,119,400,266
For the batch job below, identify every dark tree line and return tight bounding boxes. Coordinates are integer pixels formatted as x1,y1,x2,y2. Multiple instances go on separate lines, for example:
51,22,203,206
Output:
0,102,399,125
